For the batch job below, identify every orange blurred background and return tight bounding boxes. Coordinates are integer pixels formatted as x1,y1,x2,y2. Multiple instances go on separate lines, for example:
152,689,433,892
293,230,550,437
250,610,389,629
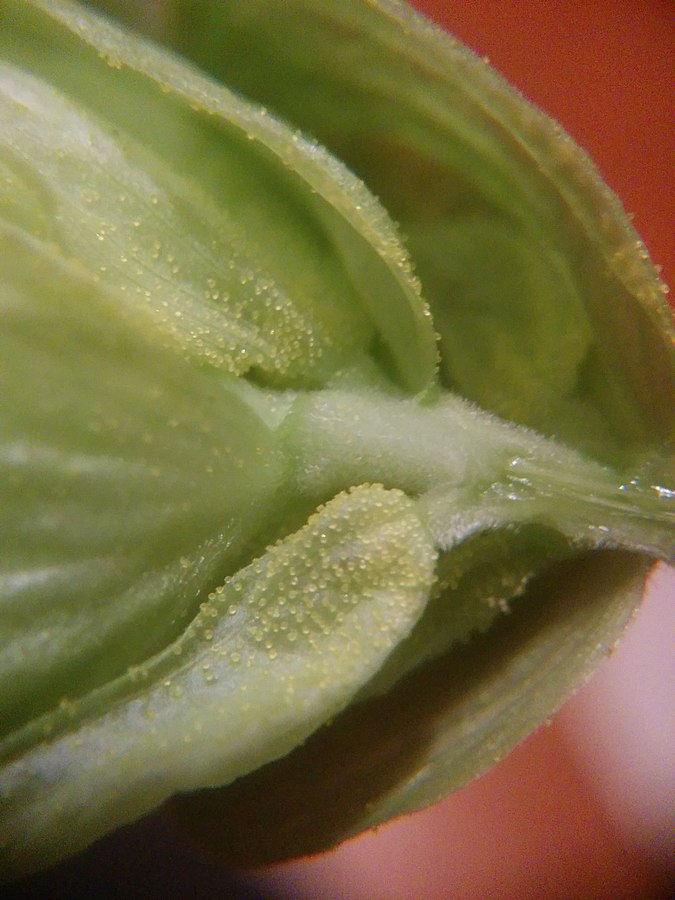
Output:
413,0,674,291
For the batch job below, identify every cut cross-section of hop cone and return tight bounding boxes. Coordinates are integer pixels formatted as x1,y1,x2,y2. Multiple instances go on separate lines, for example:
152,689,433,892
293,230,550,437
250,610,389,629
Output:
0,0,673,877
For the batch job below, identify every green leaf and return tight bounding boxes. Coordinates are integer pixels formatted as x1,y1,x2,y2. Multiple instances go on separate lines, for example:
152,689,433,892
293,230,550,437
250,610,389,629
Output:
0,221,287,735
0,60,366,384
0,0,438,392
0,483,436,876
406,218,593,426
172,551,652,865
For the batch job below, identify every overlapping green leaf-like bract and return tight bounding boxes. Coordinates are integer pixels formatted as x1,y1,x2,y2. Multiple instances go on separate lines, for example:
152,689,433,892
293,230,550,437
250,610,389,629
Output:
0,0,673,877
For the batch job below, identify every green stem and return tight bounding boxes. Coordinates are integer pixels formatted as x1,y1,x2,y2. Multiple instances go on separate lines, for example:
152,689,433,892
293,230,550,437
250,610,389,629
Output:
283,388,674,561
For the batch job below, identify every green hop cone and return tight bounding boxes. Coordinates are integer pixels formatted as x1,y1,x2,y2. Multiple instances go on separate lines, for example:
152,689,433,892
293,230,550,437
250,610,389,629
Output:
0,0,672,876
